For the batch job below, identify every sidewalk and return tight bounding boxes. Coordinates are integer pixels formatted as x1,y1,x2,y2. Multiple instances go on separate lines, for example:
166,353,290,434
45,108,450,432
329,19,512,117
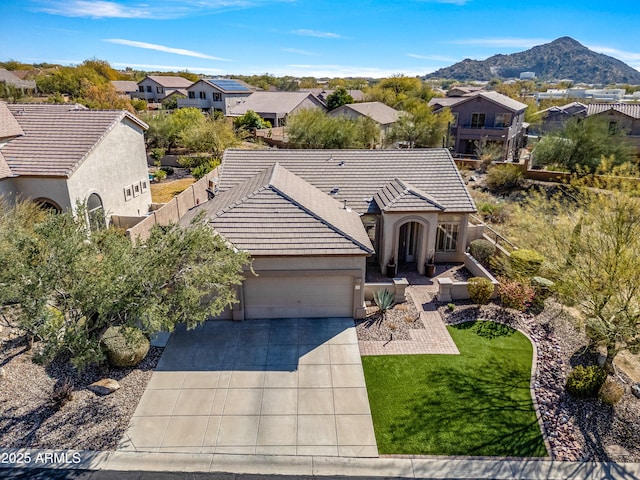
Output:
1,448,640,479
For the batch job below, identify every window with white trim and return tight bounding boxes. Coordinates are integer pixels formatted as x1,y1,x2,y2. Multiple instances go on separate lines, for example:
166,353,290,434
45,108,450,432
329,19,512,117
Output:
495,112,511,127
436,215,461,252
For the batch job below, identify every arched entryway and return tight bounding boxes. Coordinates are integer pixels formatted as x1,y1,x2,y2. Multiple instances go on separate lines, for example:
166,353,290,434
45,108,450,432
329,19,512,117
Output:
394,218,430,273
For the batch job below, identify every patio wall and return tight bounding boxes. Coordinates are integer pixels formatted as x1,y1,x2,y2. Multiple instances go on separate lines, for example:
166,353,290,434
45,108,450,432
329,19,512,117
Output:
364,278,409,304
437,252,499,302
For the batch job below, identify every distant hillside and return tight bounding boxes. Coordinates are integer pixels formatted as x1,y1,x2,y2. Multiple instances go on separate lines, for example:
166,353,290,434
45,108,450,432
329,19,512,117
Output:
425,37,640,85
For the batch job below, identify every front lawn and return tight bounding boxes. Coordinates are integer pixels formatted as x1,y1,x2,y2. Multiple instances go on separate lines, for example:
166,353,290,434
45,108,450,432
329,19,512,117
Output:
362,321,547,457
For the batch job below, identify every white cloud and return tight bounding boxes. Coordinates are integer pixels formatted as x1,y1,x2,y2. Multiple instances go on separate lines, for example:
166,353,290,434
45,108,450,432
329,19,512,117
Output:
449,38,550,49
291,29,341,39
105,39,229,61
588,45,640,62
38,0,285,19
111,62,225,75
407,53,458,62
283,48,318,56
284,64,425,78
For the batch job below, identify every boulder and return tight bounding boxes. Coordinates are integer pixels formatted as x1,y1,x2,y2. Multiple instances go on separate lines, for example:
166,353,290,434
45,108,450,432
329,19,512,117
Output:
88,378,121,396
631,383,640,399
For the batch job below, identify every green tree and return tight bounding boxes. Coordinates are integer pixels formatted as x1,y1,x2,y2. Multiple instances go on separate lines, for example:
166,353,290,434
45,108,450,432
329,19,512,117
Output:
532,116,634,173
326,87,354,111
0,201,249,369
386,100,453,148
233,110,271,131
141,107,205,153
286,109,378,149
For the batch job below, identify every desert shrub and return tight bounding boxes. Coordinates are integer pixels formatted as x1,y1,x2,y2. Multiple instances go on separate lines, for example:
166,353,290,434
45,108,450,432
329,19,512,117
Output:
476,201,512,224
160,166,174,176
447,303,456,311
485,164,524,194
566,365,607,398
531,276,555,307
152,169,167,182
469,239,496,266
50,377,74,410
101,326,150,368
498,278,535,311
510,249,545,277
599,378,624,405
467,277,494,305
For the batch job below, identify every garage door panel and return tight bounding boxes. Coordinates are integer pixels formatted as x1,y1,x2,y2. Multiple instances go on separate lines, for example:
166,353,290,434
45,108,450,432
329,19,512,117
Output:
245,275,353,319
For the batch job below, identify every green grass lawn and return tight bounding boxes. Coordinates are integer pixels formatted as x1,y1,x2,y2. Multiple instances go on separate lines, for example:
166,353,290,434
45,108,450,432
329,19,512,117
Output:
361,321,547,457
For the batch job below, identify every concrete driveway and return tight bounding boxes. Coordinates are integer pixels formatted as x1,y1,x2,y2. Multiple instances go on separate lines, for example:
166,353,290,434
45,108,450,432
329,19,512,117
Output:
119,318,377,457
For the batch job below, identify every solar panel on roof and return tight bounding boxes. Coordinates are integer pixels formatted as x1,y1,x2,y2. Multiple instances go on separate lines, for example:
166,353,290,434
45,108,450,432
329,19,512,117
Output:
207,79,250,91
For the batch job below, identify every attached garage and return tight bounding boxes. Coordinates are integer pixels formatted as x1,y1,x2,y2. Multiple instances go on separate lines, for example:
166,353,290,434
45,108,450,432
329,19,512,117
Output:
244,274,354,319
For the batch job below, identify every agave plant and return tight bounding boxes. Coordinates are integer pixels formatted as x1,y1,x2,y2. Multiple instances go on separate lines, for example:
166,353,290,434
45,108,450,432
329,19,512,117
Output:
373,288,395,320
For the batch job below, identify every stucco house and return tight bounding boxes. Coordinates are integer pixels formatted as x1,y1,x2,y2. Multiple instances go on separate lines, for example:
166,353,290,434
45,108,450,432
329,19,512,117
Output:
328,102,401,136
132,75,193,103
430,91,528,161
0,102,151,228
227,92,327,127
180,149,476,320
0,69,37,95
177,78,255,114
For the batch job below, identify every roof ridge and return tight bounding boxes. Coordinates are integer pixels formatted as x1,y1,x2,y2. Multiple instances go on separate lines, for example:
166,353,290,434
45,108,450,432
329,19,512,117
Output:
267,166,373,253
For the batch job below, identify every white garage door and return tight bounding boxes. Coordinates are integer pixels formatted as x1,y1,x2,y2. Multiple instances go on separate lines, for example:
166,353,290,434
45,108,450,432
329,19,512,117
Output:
244,275,354,319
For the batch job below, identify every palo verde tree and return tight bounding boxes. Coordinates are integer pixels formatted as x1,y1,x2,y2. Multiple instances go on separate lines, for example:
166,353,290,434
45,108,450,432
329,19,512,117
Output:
386,99,453,148
0,200,249,369
286,109,379,149
515,184,640,373
532,116,634,173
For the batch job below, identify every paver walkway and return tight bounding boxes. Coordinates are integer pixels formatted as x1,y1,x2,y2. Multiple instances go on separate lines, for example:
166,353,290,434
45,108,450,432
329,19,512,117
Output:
358,284,459,356
119,318,377,457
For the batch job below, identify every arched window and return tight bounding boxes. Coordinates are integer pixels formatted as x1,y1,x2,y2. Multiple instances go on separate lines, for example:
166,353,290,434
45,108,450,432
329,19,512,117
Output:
87,193,105,231
33,198,62,213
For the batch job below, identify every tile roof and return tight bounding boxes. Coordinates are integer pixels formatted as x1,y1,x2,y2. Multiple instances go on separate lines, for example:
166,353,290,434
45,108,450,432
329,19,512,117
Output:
111,80,139,93
451,91,528,112
330,102,400,125
219,149,476,214
180,163,373,256
374,178,445,212
0,102,25,139
227,92,325,116
2,103,147,177
428,97,463,109
144,75,193,88
586,103,640,120
0,152,13,179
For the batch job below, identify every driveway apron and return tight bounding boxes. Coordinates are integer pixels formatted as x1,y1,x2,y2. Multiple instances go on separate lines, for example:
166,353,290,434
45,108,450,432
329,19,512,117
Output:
119,318,378,457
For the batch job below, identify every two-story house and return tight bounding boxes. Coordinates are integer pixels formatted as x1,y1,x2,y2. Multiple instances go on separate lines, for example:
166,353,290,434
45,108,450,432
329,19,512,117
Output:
132,76,194,103
177,78,255,114
430,91,528,161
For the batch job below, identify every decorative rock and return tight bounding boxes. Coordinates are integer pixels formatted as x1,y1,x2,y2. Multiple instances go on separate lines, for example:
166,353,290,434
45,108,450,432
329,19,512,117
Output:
605,444,631,457
631,383,640,399
0,367,5,379
88,378,121,396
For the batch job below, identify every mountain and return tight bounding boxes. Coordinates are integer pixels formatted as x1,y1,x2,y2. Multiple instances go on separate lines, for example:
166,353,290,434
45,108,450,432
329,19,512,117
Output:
425,37,640,84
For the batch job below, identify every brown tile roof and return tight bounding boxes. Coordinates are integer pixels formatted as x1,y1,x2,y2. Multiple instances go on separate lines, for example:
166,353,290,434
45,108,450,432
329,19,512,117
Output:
0,102,25,139
145,75,193,88
111,80,139,93
227,92,325,116
181,163,373,256
2,103,147,177
586,103,640,120
374,178,445,212
330,102,400,126
0,152,13,179
219,149,476,215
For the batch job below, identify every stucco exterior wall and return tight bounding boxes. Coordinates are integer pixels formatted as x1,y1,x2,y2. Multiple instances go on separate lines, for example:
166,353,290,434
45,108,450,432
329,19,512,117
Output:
66,118,151,222
5,176,71,211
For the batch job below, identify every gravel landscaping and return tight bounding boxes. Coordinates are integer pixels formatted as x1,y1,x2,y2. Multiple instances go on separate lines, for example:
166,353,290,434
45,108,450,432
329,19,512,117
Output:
439,300,640,463
0,324,161,450
356,298,424,341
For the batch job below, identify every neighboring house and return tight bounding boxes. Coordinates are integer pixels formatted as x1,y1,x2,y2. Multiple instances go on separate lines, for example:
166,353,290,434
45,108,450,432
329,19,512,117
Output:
537,102,640,154
328,101,401,135
111,80,139,98
446,86,484,97
132,76,193,103
177,78,254,114
431,91,528,160
0,69,37,94
299,88,365,103
180,149,476,320
227,92,327,126
0,102,151,228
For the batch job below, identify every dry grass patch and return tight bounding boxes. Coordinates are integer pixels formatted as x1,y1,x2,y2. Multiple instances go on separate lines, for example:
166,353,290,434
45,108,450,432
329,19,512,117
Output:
150,178,195,203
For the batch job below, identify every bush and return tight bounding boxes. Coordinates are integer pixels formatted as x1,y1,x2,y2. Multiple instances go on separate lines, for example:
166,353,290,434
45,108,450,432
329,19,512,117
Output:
498,278,535,311
373,288,395,313
599,378,624,405
469,239,496,266
101,326,150,368
531,276,554,307
510,249,545,277
50,377,74,410
484,164,524,194
467,277,494,305
152,169,167,182
566,365,607,398
447,303,456,311
160,166,174,176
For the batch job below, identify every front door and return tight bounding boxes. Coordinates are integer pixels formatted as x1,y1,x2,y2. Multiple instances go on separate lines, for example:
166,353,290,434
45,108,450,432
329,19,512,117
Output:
398,222,418,263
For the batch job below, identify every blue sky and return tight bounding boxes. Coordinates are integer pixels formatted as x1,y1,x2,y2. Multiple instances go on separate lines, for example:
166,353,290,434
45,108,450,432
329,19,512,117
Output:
2,0,640,78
